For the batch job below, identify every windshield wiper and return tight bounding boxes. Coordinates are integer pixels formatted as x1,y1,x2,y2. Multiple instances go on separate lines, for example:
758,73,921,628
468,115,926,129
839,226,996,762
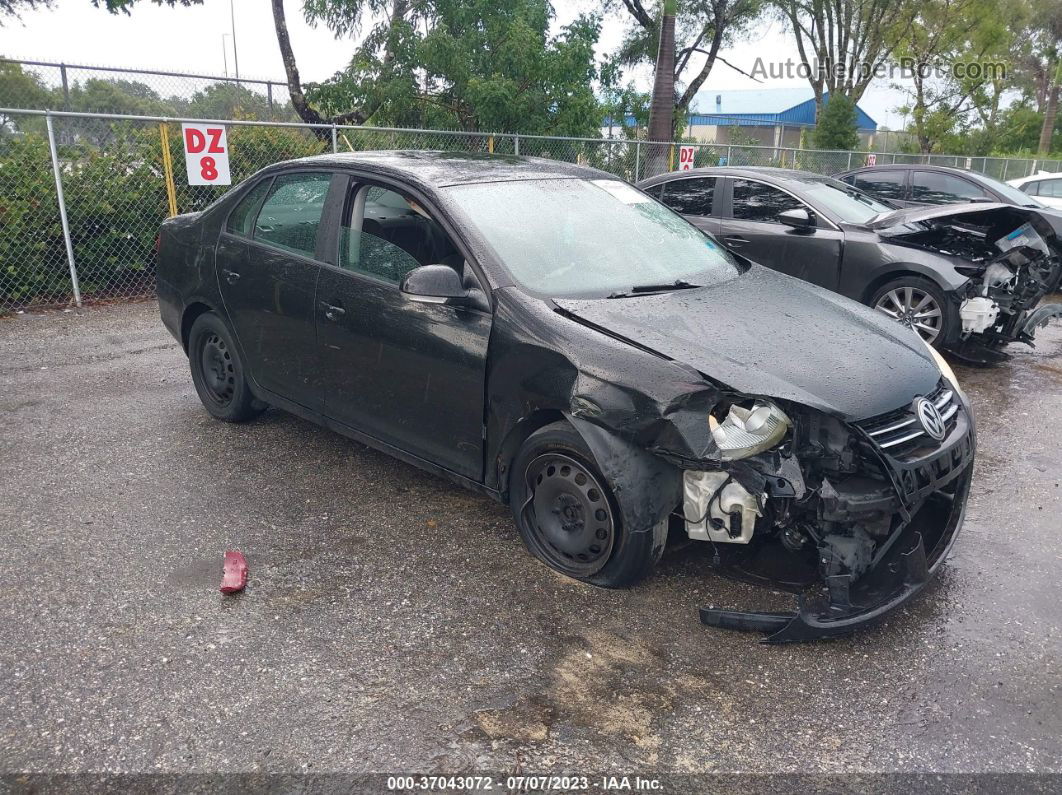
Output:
607,279,700,299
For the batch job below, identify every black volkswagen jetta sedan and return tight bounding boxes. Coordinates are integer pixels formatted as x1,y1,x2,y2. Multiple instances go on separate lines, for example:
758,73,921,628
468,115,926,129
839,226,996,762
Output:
640,166,1062,362
158,152,974,642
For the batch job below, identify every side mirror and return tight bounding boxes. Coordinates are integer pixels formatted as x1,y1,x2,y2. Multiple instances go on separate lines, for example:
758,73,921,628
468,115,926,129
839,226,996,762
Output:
400,264,469,305
778,207,816,231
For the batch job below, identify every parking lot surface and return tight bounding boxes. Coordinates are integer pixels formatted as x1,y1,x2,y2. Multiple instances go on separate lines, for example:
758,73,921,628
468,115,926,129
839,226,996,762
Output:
0,300,1060,775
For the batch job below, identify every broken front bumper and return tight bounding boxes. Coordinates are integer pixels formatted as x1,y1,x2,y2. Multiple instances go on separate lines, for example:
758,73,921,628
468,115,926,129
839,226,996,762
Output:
701,397,976,643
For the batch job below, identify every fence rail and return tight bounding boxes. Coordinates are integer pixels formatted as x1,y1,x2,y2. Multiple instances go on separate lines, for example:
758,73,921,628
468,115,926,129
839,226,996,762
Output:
3,106,1062,313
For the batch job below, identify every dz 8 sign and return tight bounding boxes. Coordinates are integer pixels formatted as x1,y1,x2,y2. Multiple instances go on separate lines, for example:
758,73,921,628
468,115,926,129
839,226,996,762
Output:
677,145,696,171
182,123,231,186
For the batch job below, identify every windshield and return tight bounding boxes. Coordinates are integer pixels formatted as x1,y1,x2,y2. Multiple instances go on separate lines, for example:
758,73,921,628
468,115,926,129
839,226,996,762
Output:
444,178,740,297
799,178,892,222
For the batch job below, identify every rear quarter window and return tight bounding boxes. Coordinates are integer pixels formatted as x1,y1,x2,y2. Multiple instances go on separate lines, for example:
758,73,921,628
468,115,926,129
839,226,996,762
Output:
226,179,272,237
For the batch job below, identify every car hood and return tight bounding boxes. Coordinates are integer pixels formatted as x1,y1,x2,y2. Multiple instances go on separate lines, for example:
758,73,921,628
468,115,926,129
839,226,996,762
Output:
553,265,941,421
863,201,1043,231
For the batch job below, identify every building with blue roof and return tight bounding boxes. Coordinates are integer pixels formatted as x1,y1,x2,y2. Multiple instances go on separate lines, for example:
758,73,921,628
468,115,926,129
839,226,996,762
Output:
604,87,880,149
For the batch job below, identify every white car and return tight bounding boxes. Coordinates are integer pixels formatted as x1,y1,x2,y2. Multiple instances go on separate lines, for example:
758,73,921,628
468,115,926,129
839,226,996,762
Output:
1008,171,1062,209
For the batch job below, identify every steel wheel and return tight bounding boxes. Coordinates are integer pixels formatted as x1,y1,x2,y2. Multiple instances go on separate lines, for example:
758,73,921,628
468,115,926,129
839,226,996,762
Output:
198,332,236,406
521,452,616,578
874,286,943,344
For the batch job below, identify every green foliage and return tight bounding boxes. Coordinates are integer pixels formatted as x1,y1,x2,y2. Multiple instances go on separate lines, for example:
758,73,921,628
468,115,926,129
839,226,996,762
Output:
303,0,604,135
173,83,295,122
0,134,67,304
0,124,326,307
813,94,859,150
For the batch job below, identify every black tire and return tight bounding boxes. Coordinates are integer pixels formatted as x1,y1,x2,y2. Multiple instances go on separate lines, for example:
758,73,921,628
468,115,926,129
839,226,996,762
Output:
187,312,264,423
509,422,667,588
869,276,956,348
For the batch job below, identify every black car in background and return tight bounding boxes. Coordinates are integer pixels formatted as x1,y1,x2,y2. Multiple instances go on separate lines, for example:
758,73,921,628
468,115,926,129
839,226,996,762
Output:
834,163,1044,209
639,166,1062,361
158,152,972,641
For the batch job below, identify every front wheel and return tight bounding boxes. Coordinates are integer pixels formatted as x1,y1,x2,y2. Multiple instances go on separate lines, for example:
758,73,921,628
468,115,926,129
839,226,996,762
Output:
870,277,955,347
187,311,265,423
509,422,667,588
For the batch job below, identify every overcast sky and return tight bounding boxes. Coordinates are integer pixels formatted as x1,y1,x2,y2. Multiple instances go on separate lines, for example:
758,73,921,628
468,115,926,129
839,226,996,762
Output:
0,0,908,129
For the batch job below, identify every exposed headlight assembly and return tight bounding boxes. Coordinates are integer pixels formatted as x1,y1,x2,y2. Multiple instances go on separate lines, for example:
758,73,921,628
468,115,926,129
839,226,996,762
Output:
709,400,791,460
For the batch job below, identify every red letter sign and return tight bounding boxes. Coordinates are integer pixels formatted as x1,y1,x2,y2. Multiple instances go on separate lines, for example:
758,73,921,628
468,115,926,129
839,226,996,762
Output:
678,145,696,171
182,123,231,186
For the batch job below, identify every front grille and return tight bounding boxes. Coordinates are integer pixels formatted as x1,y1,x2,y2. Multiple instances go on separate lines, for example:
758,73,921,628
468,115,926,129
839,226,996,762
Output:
857,380,959,459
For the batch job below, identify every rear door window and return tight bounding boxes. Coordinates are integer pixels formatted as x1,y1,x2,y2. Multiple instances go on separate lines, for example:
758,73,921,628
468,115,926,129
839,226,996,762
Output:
1037,180,1062,198
731,179,804,223
660,177,717,216
910,171,990,204
851,170,907,202
253,172,333,257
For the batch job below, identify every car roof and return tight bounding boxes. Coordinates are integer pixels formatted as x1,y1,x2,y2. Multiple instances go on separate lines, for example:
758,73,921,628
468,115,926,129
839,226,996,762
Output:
639,165,836,189
263,150,615,189
1013,172,1062,182
840,163,986,178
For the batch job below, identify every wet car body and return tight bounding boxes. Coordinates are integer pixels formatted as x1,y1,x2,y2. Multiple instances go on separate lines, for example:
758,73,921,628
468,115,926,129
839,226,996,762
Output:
640,166,1062,362
158,152,975,642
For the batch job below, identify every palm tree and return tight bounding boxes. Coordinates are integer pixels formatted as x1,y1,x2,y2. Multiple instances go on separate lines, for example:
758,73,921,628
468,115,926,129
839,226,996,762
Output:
645,0,677,176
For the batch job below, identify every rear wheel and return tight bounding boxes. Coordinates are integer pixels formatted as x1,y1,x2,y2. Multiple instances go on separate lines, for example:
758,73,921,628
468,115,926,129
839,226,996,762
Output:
187,312,264,423
870,277,954,347
509,422,667,588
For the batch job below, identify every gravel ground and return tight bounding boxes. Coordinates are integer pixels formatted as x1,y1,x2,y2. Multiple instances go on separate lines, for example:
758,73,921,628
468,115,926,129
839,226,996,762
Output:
0,300,1059,778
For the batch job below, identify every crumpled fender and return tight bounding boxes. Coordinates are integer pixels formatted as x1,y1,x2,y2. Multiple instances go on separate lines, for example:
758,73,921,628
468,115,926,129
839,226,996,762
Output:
566,415,683,534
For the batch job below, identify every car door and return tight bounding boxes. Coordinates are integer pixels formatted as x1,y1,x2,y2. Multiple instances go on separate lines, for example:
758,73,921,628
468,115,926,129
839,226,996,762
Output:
846,169,911,206
718,177,844,290
909,170,991,205
315,179,492,479
657,176,721,236
216,171,341,411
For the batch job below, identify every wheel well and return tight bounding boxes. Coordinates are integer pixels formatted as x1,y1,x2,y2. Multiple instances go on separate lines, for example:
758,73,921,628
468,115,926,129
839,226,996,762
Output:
180,302,214,352
493,409,567,503
860,269,942,304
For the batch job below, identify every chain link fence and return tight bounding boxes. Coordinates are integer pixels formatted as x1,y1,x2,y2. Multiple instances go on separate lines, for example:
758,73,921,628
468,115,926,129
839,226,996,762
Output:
0,109,655,312
4,104,1062,313
1,57,295,122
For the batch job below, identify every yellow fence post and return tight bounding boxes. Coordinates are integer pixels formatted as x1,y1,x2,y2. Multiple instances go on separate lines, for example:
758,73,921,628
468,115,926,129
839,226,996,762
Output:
669,144,675,171
488,135,494,154
159,122,179,218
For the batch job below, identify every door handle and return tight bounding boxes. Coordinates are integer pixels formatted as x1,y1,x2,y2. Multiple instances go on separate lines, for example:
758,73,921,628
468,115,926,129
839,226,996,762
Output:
220,268,241,284
321,301,346,322
723,236,749,247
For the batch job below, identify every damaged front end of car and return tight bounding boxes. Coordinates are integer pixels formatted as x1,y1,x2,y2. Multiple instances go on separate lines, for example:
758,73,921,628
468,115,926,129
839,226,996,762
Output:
680,382,974,643
870,203,1062,363
492,272,976,643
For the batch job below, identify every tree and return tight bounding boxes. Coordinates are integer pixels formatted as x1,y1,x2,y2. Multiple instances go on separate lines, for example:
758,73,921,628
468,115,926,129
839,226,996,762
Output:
812,93,859,150
2,0,199,21
890,0,1011,154
1015,0,1062,153
272,0,604,136
0,0,48,21
645,0,676,174
0,60,53,132
611,0,765,134
775,0,915,112
175,82,290,122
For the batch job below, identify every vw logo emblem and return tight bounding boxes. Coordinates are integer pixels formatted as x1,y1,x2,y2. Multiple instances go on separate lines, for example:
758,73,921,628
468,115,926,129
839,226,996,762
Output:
913,397,946,441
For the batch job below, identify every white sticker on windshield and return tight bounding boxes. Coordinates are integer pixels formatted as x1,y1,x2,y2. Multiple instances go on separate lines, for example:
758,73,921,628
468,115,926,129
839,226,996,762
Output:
592,179,652,204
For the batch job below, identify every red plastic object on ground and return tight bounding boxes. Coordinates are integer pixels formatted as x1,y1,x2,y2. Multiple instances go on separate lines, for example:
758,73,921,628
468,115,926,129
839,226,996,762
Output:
220,550,248,594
